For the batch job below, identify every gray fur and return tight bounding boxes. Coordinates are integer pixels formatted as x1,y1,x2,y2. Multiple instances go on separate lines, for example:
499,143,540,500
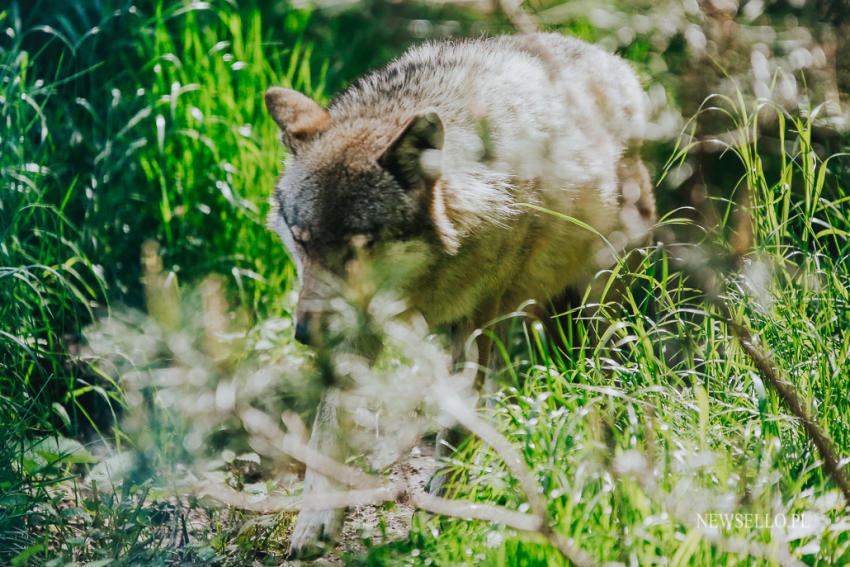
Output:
265,32,656,555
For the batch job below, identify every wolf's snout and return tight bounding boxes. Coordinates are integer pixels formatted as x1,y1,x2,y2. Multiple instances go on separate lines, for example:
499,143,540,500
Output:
294,314,312,345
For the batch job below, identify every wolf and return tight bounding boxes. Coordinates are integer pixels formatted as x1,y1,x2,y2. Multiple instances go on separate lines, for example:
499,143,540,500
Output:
265,32,655,555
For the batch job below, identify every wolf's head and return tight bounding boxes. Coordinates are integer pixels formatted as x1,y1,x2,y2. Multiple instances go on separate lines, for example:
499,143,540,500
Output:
265,87,458,346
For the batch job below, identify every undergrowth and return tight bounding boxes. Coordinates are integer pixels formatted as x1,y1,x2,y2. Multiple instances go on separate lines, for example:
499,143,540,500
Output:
2,0,850,566
1,0,312,562
398,100,850,566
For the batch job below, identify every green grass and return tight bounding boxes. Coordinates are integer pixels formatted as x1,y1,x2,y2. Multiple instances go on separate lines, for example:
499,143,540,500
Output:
383,101,850,566
2,0,850,565
1,0,311,562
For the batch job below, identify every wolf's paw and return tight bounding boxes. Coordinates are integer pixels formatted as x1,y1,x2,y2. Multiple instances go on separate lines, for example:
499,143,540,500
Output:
288,507,343,559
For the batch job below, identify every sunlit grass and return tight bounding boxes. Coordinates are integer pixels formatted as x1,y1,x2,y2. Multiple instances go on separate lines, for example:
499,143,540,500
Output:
3,0,850,565
1,0,315,562
395,100,850,566
51,96,850,567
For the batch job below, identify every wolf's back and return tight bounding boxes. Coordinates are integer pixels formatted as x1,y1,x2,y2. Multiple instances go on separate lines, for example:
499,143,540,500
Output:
326,33,648,240
268,33,654,328
329,33,645,143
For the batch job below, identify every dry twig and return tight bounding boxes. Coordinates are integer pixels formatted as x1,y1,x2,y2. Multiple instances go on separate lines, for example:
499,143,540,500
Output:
222,400,601,567
711,297,850,508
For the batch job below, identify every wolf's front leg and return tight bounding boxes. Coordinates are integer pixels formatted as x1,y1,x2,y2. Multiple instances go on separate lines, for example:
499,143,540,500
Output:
429,308,496,496
289,390,344,558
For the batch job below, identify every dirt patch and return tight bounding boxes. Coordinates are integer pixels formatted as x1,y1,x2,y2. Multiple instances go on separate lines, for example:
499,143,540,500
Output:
284,446,437,566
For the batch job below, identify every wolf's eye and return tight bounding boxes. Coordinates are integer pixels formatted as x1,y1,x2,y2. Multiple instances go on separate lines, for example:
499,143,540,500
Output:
338,234,376,270
349,234,375,251
290,225,311,245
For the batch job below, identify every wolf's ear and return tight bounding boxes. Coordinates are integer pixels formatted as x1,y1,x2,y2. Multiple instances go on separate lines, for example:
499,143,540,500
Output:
379,113,444,192
379,113,458,254
265,87,331,152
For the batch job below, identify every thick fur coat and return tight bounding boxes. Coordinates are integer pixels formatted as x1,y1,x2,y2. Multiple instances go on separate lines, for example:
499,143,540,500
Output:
269,33,654,334
265,33,656,554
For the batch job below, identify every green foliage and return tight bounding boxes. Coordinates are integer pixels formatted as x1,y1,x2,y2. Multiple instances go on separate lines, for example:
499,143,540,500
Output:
1,0,319,434
3,0,850,565
0,4,110,434
0,0,312,562
384,97,850,567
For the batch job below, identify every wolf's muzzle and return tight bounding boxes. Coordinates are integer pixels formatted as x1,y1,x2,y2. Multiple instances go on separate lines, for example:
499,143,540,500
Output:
294,316,312,345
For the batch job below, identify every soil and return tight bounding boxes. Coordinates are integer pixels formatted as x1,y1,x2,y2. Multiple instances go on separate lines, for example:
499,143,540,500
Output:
283,446,437,566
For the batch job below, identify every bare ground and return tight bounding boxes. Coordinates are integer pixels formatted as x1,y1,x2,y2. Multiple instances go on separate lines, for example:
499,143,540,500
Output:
282,447,437,566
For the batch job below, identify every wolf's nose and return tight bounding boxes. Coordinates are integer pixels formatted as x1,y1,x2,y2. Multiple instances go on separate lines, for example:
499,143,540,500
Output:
294,317,311,345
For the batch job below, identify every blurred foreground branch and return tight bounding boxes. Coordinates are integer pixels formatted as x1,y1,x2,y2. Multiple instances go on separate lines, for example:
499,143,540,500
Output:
498,0,536,35
613,444,807,567
205,393,599,566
